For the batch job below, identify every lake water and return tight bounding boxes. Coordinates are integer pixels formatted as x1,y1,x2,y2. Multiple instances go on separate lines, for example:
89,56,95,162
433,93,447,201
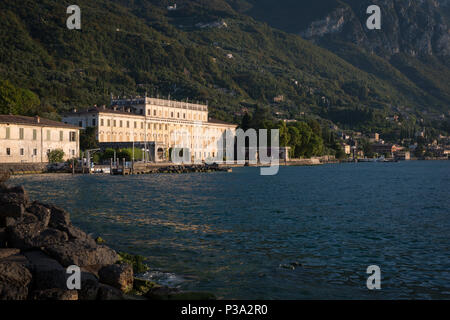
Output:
10,161,450,299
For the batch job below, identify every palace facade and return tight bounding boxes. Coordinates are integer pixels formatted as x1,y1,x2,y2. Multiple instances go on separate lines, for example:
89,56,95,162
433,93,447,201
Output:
0,115,80,163
62,97,237,162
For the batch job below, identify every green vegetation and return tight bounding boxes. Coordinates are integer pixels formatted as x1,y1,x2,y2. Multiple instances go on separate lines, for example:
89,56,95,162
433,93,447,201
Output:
0,0,448,138
241,112,329,158
93,148,144,163
80,127,99,151
0,80,40,115
47,149,65,163
118,252,150,274
132,278,159,296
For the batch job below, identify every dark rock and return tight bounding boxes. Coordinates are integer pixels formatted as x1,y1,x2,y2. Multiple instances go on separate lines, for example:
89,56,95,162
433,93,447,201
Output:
33,228,69,247
31,288,78,300
44,240,118,267
81,264,105,278
47,205,71,230
27,202,51,226
62,224,96,246
6,185,28,198
0,192,25,220
0,216,16,228
0,228,7,247
0,261,32,300
144,285,181,300
98,263,133,292
21,212,39,224
97,283,124,300
7,222,46,250
79,271,100,300
0,248,20,259
23,250,67,290
0,253,29,266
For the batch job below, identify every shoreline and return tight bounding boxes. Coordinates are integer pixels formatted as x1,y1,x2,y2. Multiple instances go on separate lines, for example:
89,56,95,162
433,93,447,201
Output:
0,180,216,300
2,157,449,176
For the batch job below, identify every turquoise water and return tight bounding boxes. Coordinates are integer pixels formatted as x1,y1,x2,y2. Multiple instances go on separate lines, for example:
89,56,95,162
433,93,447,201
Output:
11,161,450,299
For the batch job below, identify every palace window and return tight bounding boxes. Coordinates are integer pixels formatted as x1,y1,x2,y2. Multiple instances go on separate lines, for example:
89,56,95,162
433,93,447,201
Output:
46,130,51,141
33,129,37,140
113,120,117,127
5,127,10,139
19,128,24,140
92,119,96,126
101,119,104,126
153,110,156,116
60,131,64,141
6,148,11,156
33,149,37,156
127,121,130,128
120,120,123,127
141,122,144,129
20,148,24,156
134,121,137,129
69,132,76,142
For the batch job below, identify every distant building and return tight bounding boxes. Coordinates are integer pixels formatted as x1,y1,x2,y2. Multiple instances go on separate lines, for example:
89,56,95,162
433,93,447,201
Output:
62,97,237,162
0,115,80,163
415,130,425,138
371,143,401,156
369,133,380,142
273,95,285,103
342,144,351,155
167,3,177,10
394,151,410,161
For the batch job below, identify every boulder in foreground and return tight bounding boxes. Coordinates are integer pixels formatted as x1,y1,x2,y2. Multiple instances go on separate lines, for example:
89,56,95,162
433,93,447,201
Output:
0,261,32,300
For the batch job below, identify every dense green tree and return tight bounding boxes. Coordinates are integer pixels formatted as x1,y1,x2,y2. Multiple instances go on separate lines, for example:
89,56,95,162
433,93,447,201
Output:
80,127,99,151
47,149,65,163
0,80,40,115
240,113,252,131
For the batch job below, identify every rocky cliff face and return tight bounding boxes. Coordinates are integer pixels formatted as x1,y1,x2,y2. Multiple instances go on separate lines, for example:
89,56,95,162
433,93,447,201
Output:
299,0,450,57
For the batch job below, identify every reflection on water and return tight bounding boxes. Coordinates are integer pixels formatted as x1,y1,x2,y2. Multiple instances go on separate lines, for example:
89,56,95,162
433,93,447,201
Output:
11,161,450,299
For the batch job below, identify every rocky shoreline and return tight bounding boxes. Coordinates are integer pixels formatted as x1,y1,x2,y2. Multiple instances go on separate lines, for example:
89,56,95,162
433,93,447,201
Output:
0,175,215,300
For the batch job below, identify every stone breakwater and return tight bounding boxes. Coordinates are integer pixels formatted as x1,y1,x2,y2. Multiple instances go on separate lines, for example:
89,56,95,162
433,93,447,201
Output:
0,183,215,300
123,163,232,175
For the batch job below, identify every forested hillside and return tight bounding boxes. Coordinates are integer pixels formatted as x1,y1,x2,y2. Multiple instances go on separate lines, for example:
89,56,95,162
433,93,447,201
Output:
0,0,448,135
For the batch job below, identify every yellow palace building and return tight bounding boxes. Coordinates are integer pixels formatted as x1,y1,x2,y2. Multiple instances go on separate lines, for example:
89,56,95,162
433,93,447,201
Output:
62,96,237,162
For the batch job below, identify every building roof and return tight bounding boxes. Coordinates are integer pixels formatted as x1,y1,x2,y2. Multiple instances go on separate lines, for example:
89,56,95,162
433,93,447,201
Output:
0,114,80,129
62,106,144,117
208,118,237,127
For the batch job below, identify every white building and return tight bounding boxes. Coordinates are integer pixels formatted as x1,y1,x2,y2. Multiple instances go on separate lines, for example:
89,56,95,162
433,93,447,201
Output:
0,115,80,163
62,96,237,162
